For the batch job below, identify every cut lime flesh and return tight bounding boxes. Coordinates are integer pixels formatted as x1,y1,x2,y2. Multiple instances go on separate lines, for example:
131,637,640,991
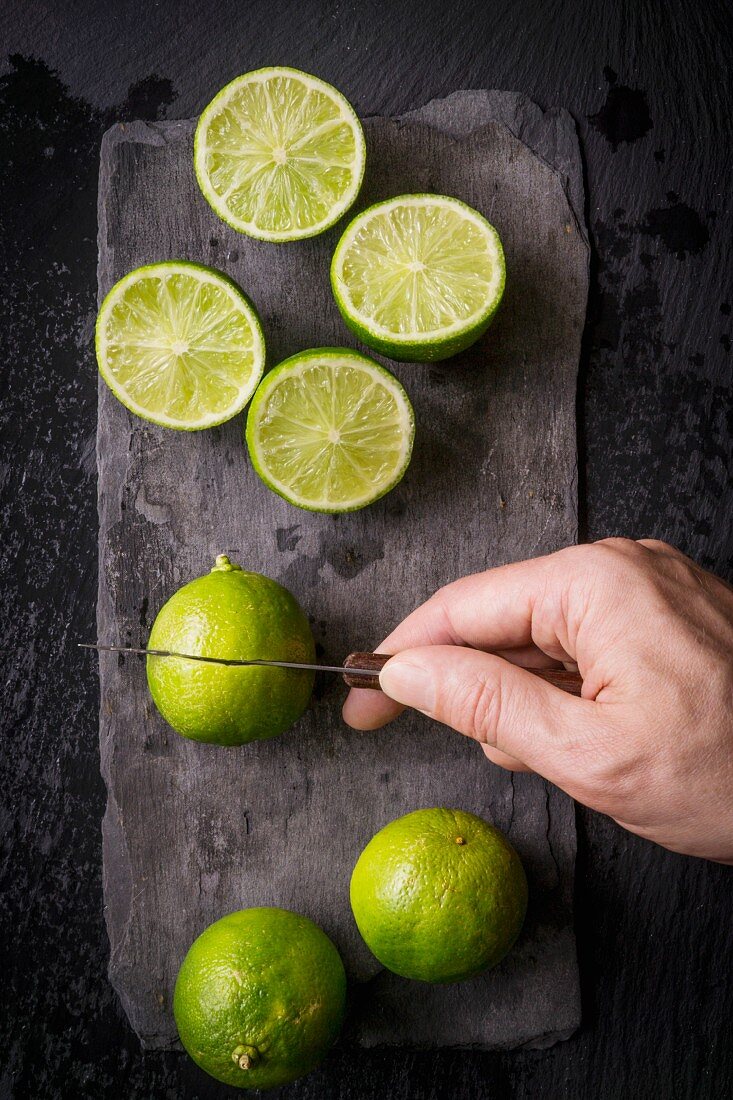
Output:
246,349,414,512
95,262,265,430
331,194,505,361
194,67,366,242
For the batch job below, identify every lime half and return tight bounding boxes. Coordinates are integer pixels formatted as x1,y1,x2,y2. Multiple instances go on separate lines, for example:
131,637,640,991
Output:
96,262,265,430
331,194,506,361
194,67,366,242
246,349,414,513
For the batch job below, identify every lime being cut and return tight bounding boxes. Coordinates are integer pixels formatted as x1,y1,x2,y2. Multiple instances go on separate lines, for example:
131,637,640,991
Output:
194,67,366,241
95,262,265,429
174,907,347,1090
246,348,415,513
146,555,314,745
350,807,528,983
331,194,506,361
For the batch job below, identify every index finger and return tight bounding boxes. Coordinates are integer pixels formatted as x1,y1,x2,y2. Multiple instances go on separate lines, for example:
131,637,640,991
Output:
342,551,562,730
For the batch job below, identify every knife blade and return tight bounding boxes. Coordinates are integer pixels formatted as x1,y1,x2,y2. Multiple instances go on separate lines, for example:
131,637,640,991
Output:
78,642,382,679
78,644,583,694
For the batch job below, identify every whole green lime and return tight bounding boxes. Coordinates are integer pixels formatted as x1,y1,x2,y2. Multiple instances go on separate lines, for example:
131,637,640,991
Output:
147,555,315,745
350,807,528,983
173,907,347,1090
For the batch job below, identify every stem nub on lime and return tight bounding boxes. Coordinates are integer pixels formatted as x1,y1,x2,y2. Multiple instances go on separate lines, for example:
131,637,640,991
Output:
350,807,528,983
174,908,347,1090
331,194,506,362
146,555,314,745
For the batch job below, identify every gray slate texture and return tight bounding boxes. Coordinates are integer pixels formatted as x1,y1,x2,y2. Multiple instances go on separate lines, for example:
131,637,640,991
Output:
97,91,588,1050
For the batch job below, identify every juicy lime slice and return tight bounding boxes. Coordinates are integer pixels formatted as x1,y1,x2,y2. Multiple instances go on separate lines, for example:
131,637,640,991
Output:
194,67,366,242
331,194,506,361
96,261,265,430
246,348,414,513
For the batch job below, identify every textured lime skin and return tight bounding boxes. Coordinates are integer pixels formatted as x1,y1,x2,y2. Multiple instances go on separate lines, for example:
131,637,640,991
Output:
330,194,506,362
174,908,347,1090
245,347,415,513
350,808,528,983
95,261,266,430
335,302,500,363
147,556,314,745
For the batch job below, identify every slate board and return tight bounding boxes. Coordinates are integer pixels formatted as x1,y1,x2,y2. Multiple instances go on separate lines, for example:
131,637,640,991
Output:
97,90,588,1051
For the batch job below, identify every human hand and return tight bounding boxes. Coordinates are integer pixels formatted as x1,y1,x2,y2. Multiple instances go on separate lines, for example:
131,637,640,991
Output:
343,539,733,863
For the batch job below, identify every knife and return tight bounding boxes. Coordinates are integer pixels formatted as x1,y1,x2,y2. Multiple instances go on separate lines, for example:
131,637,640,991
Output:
78,644,583,695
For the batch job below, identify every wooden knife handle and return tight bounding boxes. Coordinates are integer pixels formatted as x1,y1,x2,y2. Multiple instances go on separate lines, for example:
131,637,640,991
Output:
343,652,392,690
343,652,583,696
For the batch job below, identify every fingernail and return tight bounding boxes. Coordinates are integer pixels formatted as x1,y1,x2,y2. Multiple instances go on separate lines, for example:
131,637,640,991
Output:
379,658,435,713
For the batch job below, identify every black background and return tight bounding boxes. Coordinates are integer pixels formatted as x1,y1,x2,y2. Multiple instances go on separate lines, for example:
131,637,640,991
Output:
2,2,732,1097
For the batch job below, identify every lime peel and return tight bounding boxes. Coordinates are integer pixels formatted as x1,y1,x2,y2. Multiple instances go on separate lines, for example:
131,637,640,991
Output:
174,908,347,1090
350,807,527,983
146,557,315,745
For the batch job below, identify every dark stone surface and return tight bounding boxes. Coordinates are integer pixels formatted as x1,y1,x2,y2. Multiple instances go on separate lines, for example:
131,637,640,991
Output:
1,1,732,1097
96,97,586,1051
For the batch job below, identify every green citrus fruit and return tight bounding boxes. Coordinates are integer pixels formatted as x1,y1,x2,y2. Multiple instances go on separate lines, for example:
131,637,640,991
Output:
194,67,366,242
174,907,347,1090
331,194,506,361
245,348,415,513
146,554,314,745
95,261,265,429
349,807,527,983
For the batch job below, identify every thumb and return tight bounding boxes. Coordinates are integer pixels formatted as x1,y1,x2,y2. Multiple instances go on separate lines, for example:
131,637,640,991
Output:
379,645,594,788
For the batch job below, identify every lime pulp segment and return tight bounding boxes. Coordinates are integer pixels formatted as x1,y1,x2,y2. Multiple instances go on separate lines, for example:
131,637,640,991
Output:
331,194,505,361
194,67,366,241
246,349,414,512
96,262,265,430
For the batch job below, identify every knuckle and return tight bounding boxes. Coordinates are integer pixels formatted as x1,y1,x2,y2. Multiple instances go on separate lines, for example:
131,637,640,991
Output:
449,670,502,745
430,582,455,611
589,539,645,577
579,540,651,601
531,581,576,656
594,536,641,556
423,586,461,645
636,537,679,556
551,543,593,571
662,556,698,590
553,541,632,581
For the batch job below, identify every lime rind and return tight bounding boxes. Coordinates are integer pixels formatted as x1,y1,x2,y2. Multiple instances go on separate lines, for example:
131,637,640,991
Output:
331,194,506,362
96,260,266,431
194,67,366,242
146,559,315,745
350,807,528,983
173,907,347,1089
246,348,415,513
